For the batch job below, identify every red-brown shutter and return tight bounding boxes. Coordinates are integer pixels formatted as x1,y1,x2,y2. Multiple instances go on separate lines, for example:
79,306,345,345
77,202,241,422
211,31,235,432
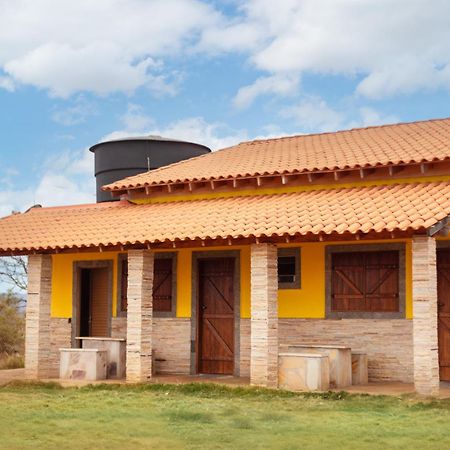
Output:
153,258,173,312
331,251,399,312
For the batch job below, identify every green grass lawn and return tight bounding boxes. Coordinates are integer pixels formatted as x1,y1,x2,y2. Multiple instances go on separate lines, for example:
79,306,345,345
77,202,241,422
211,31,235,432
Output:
0,382,449,449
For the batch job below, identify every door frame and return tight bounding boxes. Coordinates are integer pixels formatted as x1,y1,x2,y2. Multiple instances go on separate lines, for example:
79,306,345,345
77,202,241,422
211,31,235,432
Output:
71,260,114,347
437,242,450,380
191,251,241,376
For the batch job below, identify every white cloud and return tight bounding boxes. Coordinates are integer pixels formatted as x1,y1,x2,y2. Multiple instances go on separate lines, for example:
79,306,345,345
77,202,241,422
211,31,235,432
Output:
0,76,14,92
146,117,247,150
0,148,95,217
282,97,344,132
233,74,299,109
52,96,97,126
351,107,399,128
282,97,399,132
2,0,449,103
101,105,247,150
0,0,219,97
203,0,450,103
120,104,155,132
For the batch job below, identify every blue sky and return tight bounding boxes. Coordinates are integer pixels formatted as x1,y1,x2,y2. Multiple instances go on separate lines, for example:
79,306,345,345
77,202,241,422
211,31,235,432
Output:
0,0,450,216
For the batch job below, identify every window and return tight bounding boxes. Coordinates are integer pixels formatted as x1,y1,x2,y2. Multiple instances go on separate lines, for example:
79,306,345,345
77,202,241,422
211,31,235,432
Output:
152,258,173,313
277,248,301,289
117,253,176,316
331,250,399,314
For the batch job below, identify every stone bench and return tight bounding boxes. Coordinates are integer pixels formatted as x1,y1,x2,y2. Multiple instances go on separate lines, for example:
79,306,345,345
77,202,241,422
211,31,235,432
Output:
351,352,369,385
280,344,352,389
59,348,107,381
278,352,330,391
76,337,126,379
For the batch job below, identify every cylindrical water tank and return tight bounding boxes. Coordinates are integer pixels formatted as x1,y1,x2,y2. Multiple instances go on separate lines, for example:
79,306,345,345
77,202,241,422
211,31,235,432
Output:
89,136,211,202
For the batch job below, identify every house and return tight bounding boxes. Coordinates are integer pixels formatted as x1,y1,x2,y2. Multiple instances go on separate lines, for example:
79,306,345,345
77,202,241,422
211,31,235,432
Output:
0,118,450,395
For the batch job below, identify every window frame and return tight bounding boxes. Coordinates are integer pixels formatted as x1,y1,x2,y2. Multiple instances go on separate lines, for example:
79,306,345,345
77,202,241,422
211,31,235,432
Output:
116,252,177,318
325,244,406,319
277,248,301,290
153,252,177,318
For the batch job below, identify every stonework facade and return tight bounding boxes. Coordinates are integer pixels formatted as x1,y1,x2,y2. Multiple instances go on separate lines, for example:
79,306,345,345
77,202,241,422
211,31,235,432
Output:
49,318,71,377
111,316,127,339
25,255,52,379
126,250,154,383
113,316,191,374
250,244,278,387
239,318,251,377
412,236,440,395
153,318,191,374
278,319,413,382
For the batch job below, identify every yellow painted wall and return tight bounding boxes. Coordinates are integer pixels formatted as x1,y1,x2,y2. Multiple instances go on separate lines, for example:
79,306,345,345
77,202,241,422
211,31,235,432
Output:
51,249,182,318
51,240,412,320
51,252,119,318
175,246,251,318
276,239,412,319
132,175,450,205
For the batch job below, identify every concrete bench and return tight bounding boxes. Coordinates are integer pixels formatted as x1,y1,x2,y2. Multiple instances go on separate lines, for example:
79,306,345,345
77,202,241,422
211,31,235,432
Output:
280,344,352,389
59,348,107,381
76,337,126,379
351,352,368,385
278,352,330,391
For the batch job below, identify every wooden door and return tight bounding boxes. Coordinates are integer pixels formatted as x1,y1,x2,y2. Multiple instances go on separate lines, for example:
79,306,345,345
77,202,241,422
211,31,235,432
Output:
89,268,110,337
198,258,235,375
438,249,450,381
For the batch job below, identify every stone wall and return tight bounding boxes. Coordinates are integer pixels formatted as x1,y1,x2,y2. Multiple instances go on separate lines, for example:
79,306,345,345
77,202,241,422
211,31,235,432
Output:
25,255,52,379
111,317,127,339
153,318,191,374
111,316,191,375
126,250,154,382
239,318,413,382
250,244,278,387
278,318,413,382
240,319,251,377
412,236,439,395
50,314,413,381
49,318,72,378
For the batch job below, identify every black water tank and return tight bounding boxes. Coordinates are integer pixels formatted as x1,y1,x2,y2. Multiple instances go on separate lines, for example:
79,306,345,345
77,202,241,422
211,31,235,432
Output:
89,136,211,202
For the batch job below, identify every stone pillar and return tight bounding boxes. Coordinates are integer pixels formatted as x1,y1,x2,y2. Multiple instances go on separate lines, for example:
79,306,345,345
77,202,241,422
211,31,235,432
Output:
126,250,154,383
412,236,440,396
250,243,278,387
25,254,52,379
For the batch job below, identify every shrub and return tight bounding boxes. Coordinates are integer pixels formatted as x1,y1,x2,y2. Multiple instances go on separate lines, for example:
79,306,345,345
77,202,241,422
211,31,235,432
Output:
0,292,25,355
0,353,24,370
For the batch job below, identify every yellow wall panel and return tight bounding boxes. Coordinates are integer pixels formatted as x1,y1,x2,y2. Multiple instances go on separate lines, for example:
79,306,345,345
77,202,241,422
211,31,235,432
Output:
51,252,119,318
51,240,413,320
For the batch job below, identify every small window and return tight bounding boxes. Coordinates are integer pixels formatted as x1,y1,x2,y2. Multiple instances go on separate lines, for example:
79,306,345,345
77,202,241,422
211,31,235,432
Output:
278,248,301,289
117,253,176,316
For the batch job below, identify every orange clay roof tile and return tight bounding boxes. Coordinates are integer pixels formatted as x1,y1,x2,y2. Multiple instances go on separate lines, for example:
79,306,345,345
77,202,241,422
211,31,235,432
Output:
0,181,449,254
104,118,450,191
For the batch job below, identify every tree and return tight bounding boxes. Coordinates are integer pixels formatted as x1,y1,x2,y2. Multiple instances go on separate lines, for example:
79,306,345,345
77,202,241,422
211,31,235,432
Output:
0,292,25,354
0,256,27,293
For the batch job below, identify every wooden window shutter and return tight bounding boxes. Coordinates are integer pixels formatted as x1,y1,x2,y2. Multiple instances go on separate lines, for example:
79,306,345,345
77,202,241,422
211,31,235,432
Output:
153,258,173,312
120,258,128,312
331,250,399,313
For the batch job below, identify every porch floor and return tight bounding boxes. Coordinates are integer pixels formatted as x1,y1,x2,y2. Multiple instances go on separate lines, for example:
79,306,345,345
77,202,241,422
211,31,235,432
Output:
2,369,450,398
